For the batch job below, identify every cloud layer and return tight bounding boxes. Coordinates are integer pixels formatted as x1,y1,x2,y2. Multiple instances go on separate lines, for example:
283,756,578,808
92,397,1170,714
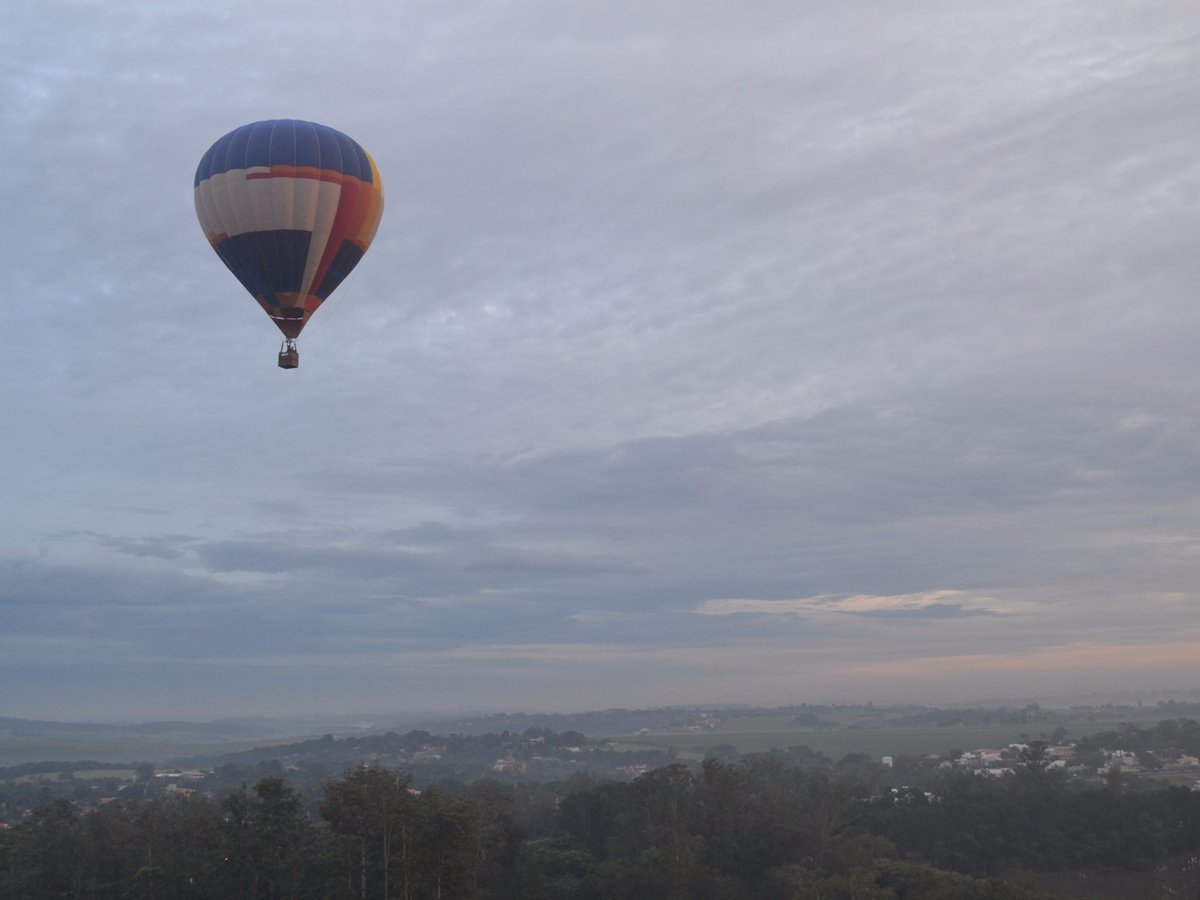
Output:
2,0,1199,719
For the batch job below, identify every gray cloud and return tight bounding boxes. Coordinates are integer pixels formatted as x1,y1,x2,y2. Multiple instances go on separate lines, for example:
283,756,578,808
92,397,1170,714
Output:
2,0,1199,718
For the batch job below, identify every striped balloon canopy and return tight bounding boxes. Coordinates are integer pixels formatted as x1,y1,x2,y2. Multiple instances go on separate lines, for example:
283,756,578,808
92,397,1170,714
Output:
194,119,384,344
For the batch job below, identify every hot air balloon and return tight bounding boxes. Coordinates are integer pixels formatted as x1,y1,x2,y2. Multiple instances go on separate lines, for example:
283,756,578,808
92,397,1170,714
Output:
194,119,384,368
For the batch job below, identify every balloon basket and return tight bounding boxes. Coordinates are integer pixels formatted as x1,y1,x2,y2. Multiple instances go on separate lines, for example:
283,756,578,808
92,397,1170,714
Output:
278,341,299,369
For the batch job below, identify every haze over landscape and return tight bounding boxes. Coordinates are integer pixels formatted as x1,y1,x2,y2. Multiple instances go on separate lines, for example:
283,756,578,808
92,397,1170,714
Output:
3,0,1200,723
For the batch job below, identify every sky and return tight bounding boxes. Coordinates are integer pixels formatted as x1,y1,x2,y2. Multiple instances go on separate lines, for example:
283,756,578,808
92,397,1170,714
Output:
2,0,1200,723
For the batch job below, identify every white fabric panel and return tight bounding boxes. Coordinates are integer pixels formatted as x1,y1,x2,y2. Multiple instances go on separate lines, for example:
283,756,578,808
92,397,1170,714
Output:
237,169,285,235
268,168,293,235
194,182,220,242
202,169,320,238
290,174,320,234
225,169,257,240
206,171,240,240
299,180,343,298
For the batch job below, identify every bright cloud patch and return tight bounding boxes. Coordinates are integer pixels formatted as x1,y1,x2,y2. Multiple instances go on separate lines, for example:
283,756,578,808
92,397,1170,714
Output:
695,590,1003,618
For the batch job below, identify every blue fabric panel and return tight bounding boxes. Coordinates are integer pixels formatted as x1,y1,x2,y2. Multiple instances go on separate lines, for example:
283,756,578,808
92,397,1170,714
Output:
244,122,274,170
198,120,373,183
224,124,253,174
250,230,282,307
196,129,233,186
215,238,272,302
317,125,343,175
333,130,362,180
293,120,322,169
218,230,313,303
267,120,296,168
315,240,366,299
351,139,372,183
270,229,311,294
195,143,215,188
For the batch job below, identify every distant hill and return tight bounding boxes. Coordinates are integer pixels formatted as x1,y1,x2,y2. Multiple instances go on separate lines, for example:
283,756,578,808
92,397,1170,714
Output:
4,697,1200,766
390,706,745,737
0,714,383,766
0,706,745,765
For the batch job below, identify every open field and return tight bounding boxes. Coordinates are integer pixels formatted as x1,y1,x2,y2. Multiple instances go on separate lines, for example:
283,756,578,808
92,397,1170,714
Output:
0,714,388,766
2,706,1190,768
71,769,137,781
10,770,134,785
0,736,288,767
14,772,62,784
607,717,1137,762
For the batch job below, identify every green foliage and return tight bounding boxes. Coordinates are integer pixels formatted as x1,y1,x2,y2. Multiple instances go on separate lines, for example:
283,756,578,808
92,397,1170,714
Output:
2,747,1199,898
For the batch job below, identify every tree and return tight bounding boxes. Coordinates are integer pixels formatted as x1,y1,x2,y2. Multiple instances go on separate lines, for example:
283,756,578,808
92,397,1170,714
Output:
409,789,481,899
321,766,415,900
1017,741,1050,777
8,798,87,898
462,779,527,899
250,777,314,899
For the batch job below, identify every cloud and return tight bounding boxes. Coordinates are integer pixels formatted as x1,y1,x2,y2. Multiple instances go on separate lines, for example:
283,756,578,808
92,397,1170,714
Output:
695,590,1015,620
2,0,1199,719
831,634,1200,701
64,532,196,560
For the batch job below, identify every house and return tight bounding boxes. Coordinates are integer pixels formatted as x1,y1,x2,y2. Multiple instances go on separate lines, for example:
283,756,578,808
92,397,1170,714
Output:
492,756,525,773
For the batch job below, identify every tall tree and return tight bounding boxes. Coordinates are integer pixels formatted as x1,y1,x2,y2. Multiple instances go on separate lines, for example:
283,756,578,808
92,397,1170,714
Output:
321,766,415,900
410,789,480,899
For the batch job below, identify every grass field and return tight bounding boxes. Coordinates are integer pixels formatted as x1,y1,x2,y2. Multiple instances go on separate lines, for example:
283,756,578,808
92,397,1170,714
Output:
0,736,284,767
13,768,138,784
72,769,137,781
13,772,63,784
606,716,1135,762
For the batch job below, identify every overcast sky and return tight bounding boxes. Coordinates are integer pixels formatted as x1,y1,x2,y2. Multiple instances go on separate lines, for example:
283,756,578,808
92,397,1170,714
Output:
3,0,1199,722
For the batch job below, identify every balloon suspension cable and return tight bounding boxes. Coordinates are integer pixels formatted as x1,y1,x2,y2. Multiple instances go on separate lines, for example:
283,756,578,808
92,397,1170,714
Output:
278,339,300,370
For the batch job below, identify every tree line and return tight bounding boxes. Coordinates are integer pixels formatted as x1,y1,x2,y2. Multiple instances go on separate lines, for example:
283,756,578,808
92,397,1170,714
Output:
4,731,1200,898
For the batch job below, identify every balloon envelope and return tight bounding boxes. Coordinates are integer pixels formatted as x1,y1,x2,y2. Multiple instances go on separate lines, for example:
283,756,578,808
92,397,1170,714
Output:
194,119,384,339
